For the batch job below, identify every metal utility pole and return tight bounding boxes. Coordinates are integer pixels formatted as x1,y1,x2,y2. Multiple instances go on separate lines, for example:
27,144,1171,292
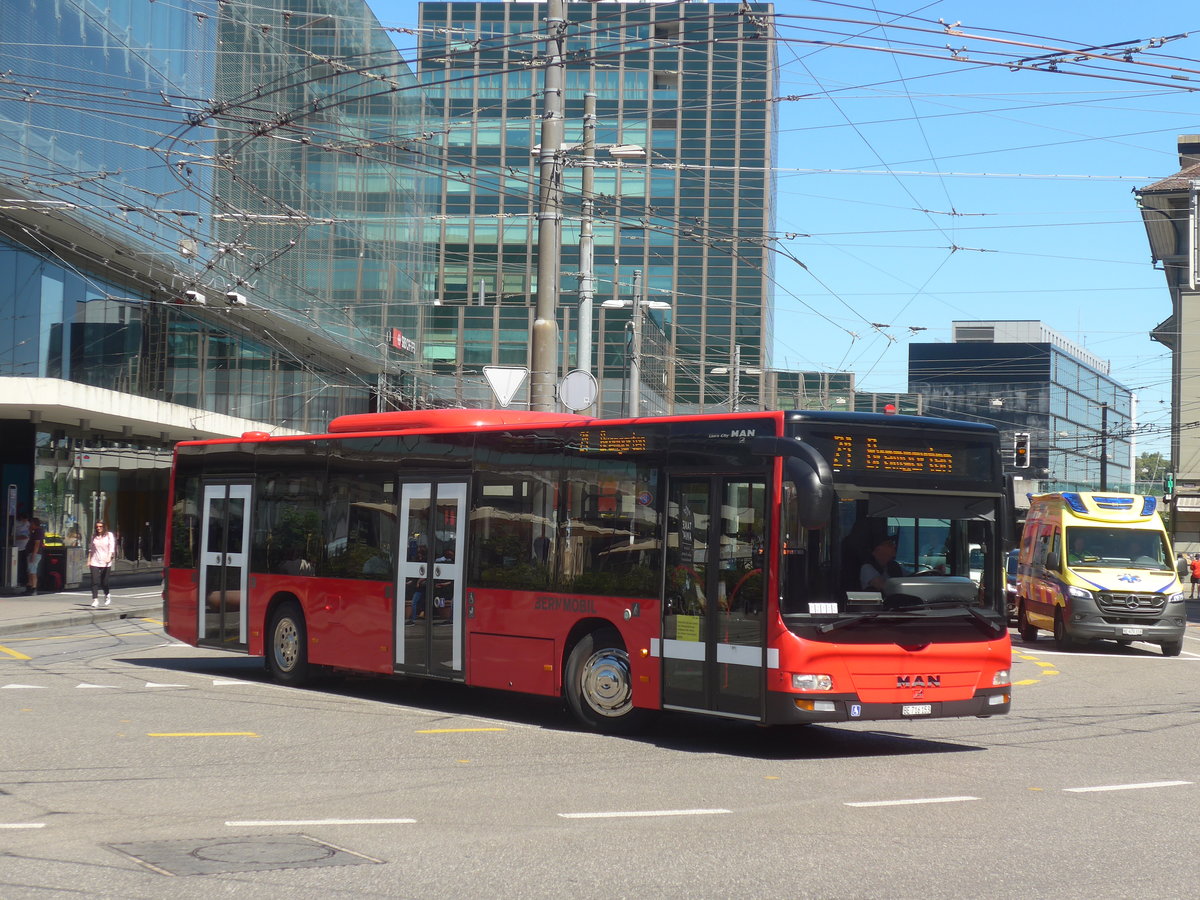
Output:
577,88,597,382
530,0,566,412
629,269,643,417
1099,402,1109,491
729,345,741,412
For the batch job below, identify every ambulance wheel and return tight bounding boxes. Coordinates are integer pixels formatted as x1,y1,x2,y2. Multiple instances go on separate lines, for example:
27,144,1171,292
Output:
1161,639,1183,657
1053,611,1077,651
1017,603,1038,642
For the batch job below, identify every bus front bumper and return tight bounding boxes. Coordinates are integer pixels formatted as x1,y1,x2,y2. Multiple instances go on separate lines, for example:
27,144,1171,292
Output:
765,689,1011,724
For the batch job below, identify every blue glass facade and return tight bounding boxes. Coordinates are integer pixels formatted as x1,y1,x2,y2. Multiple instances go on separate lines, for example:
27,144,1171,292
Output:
0,0,432,580
417,2,776,413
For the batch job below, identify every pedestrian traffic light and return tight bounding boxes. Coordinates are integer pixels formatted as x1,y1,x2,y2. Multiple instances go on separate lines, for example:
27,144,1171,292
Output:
1013,433,1030,468
1164,471,1175,495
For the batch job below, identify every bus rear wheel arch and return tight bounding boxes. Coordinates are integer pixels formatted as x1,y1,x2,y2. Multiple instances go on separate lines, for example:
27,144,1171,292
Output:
564,627,649,734
267,599,311,686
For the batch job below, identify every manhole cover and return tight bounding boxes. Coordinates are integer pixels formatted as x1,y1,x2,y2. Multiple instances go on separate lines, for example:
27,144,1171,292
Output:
108,833,383,876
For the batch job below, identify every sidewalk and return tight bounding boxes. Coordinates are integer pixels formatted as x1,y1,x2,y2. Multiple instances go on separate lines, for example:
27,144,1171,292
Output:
0,573,164,637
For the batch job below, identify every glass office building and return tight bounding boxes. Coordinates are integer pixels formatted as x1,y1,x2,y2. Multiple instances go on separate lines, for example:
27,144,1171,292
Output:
416,1,777,413
909,321,1134,488
0,0,430,583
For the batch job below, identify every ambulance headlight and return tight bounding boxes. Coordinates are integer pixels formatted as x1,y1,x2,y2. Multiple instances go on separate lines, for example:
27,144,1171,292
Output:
1167,592,1185,605
1066,585,1093,601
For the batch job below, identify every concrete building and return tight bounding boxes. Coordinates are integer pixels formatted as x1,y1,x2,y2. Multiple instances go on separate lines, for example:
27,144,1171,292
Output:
1136,135,1200,548
0,0,428,584
415,1,777,414
909,321,1133,488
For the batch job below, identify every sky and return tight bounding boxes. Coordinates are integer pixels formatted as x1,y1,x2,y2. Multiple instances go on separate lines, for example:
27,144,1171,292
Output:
367,0,1200,455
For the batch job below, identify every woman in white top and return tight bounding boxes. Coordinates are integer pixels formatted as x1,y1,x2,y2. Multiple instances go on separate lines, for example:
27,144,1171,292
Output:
88,521,117,607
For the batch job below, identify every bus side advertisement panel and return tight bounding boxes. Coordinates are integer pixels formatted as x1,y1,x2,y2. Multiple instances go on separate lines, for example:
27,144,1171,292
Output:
467,587,661,709
165,568,198,645
298,577,394,674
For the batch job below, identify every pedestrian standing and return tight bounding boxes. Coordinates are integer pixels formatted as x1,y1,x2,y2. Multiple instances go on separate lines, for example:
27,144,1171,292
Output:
25,517,44,595
1190,554,1200,600
88,521,116,607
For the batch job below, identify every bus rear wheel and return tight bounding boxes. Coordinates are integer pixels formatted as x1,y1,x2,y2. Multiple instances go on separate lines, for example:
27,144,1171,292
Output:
267,601,311,686
565,628,649,734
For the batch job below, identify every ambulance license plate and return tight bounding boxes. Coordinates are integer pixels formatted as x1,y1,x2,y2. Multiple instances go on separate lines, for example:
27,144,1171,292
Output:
902,704,932,716
1122,627,1143,636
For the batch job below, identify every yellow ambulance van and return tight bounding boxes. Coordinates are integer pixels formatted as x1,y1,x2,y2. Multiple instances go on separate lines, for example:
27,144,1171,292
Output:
1016,492,1185,655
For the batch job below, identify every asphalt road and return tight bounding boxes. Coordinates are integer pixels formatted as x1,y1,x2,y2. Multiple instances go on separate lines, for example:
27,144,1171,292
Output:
3,615,1200,899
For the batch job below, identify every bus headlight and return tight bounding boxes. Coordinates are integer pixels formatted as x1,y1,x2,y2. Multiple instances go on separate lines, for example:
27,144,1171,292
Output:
792,673,833,691
1167,592,1185,605
993,669,1011,685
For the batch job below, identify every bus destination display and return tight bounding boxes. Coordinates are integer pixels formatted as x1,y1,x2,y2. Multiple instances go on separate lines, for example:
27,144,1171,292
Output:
802,428,993,483
833,433,953,474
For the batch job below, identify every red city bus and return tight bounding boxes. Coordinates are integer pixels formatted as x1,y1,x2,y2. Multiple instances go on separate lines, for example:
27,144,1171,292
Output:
163,408,1011,732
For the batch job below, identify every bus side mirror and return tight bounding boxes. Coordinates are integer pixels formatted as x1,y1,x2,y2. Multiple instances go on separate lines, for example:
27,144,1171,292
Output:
750,437,833,530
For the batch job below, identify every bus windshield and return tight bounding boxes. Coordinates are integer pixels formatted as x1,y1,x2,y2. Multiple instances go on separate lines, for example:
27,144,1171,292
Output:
780,487,1002,621
1064,526,1170,570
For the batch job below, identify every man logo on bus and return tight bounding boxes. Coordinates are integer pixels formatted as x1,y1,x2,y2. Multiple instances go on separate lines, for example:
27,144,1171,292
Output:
896,675,941,688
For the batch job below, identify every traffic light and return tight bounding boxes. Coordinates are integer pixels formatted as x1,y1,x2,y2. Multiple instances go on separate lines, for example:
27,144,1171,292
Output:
1013,433,1030,468
1164,471,1175,495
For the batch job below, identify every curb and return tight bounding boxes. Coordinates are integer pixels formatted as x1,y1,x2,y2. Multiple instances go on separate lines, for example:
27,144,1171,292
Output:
0,605,163,638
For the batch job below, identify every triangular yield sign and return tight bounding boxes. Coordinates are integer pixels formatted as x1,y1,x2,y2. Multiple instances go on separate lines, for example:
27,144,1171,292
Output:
482,366,528,407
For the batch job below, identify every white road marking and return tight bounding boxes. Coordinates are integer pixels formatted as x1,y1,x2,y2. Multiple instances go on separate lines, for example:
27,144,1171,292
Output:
0,823,46,829
76,683,116,689
846,796,980,808
1064,780,1192,793
558,809,731,819
143,682,186,688
1,684,47,689
226,818,416,827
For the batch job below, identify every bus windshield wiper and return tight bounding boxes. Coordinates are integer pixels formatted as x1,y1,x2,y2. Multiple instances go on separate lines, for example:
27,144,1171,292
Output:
816,610,918,633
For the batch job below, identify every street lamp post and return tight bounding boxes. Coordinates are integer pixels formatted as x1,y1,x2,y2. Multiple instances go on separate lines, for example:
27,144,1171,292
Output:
710,346,762,412
603,269,670,417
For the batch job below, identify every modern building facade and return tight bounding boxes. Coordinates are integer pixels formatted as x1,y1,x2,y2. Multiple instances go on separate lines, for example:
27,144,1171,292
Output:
0,0,429,583
909,321,1134,487
1135,136,1200,548
416,1,777,414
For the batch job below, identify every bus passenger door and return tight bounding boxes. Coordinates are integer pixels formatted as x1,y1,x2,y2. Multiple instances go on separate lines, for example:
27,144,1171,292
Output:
197,482,251,649
395,480,467,678
662,476,767,719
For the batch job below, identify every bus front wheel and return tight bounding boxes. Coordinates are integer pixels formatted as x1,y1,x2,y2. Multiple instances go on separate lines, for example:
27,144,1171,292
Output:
267,601,311,686
565,628,649,734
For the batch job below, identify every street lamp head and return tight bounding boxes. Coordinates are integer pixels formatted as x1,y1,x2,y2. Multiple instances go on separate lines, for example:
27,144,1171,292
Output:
642,300,672,310
601,299,630,309
606,144,646,160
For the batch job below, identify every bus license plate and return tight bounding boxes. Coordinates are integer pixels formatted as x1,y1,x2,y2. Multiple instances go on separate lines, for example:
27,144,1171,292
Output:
902,704,932,716
1122,627,1143,636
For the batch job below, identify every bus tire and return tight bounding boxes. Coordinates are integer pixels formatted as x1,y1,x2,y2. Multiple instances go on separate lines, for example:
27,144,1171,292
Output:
1017,603,1038,642
1161,639,1184,657
267,601,311,686
565,628,649,734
